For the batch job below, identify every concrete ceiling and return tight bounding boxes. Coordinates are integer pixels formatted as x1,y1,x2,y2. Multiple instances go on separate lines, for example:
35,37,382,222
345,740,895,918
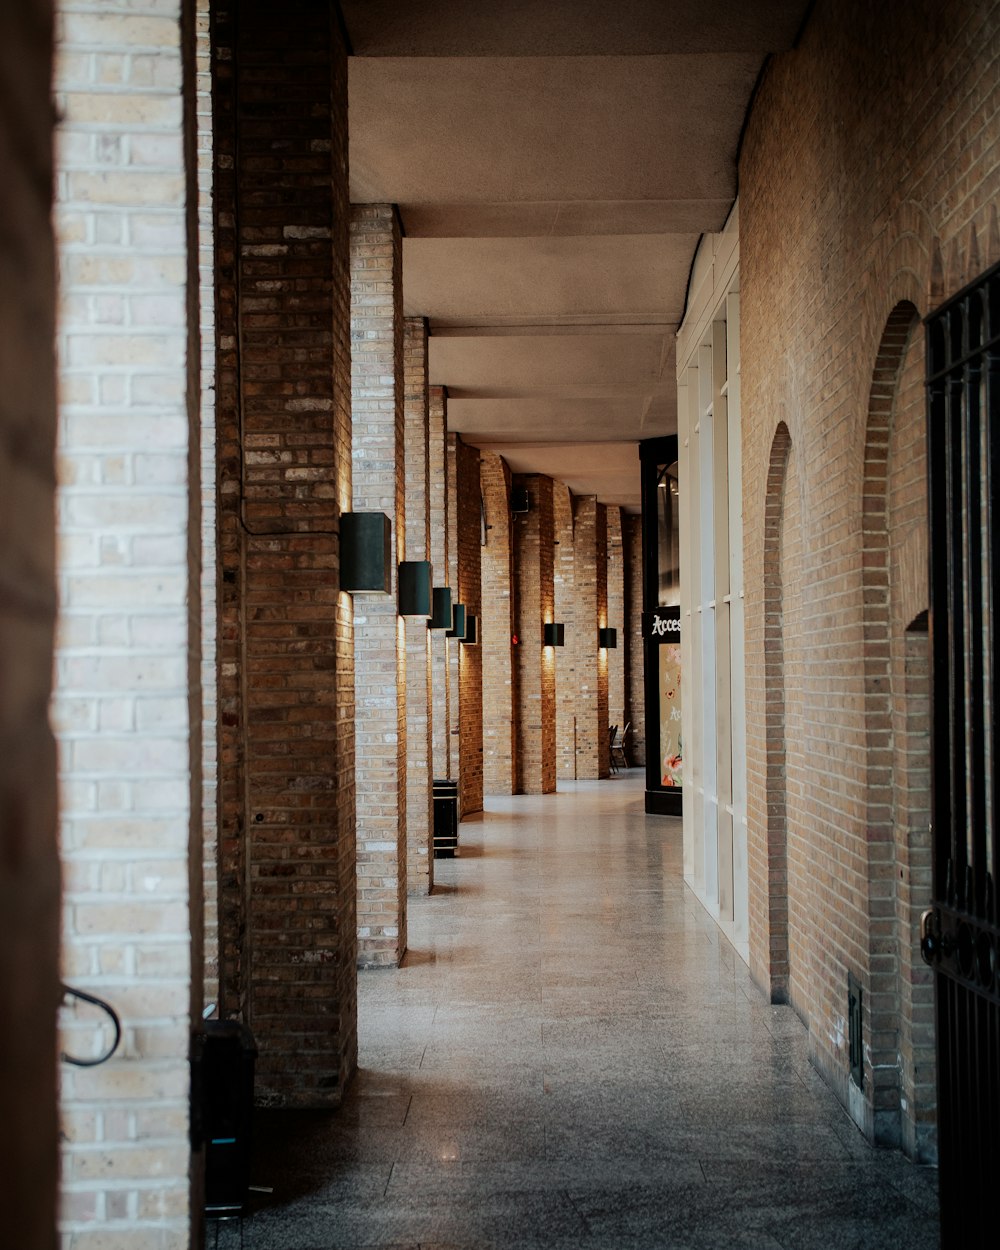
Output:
343,0,808,511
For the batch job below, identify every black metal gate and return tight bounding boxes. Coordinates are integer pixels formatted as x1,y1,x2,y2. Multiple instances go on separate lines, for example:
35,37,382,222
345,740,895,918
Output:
922,260,1000,1243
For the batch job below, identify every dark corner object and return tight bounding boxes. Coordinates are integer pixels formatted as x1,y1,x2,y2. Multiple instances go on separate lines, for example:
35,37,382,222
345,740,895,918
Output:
510,485,530,513
598,627,617,649
462,614,478,645
193,1019,258,1217
341,512,392,593
432,778,459,856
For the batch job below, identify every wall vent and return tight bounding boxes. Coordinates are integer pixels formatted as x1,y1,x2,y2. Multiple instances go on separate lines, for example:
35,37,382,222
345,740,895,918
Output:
848,971,863,1090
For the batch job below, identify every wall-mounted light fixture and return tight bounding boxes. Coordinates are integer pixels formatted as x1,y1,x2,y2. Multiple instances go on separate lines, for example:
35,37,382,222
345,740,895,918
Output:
341,512,391,593
398,560,432,617
598,627,618,649
446,603,467,640
462,615,478,645
543,622,565,647
429,586,453,630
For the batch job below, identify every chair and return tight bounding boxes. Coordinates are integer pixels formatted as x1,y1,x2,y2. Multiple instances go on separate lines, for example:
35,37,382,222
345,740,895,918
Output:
608,725,619,774
610,722,630,772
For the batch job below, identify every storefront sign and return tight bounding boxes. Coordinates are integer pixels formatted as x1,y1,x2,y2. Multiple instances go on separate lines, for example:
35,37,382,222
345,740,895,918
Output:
643,605,681,641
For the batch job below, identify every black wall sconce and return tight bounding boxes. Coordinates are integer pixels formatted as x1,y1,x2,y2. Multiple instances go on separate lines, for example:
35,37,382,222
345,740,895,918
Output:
598,627,618,649
341,512,392,593
398,560,432,617
429,586,453,630
543,622,565,647
446,603,467,640
462,615,478,645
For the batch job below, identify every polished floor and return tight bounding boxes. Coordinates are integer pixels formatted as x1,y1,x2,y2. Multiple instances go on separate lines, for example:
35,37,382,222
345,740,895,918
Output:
211,773,939,1249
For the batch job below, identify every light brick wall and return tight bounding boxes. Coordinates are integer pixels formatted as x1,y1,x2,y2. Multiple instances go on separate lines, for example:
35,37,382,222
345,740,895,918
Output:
0,5,61,1247
429,386,451,778
481,452,517,794
350,202,407,967
454,436,483,815
741,0,1000,1146
514,475,556,794
195,0,218,1012
403,317,433,896
213,0,356,1105
53,1,202,1243
573,497,609,779
626,515,646,766
446,434,461,783
553,483,577,780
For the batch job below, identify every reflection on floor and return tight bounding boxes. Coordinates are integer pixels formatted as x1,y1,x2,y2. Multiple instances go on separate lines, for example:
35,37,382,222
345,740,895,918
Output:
210,771,939,1249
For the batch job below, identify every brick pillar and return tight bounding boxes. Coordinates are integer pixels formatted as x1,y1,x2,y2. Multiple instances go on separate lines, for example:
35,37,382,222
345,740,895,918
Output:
481,453,518,794
607,507,626,741
350,203,406,966
429,386,451,778
447,434,461,783
626,514,646,766
514,475,556,794
54,0,206,1238
403,318,433,895
455,437,484,815
553,483,577,780
1,5,59,1248
214,0,357,1105
574,497,609,778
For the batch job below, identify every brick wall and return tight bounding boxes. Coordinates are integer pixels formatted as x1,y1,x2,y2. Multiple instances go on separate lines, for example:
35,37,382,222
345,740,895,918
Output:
0,5,60,1247
454,437,484,815
213,0,356,1105
553,483,577,780
350,203,406,967
195,0,218,1012
740,0,1000,1146
606,508,626,743
446,435,460,783
429,387,451,779
53,0,203,1243
626,515,645,766
403,317,433,895
481,453,517,794
573,497,609,779
514,475,556,794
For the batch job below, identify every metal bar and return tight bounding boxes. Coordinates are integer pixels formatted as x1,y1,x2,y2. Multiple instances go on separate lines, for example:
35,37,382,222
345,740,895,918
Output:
964,335,986,913
927,330,952,900
947,328,969,904
987,334,1000,892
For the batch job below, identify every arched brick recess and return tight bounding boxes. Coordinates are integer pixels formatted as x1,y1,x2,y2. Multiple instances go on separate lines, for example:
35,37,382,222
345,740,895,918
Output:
861,302,935,1156
481,453,518,794
759,421,792,1003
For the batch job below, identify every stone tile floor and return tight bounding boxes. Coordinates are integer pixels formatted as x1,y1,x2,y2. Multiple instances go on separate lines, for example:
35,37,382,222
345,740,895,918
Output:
209,773,939,1249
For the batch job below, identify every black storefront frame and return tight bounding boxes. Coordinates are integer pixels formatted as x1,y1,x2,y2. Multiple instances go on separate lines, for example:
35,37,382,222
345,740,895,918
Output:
640,435,682,816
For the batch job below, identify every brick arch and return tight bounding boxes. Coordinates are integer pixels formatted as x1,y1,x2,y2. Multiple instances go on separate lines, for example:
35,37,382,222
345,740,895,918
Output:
762,420,792,1003
860,300,933,1153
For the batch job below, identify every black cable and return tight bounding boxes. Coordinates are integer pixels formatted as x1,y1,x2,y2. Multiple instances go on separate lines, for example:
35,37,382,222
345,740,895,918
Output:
60,984,122,1067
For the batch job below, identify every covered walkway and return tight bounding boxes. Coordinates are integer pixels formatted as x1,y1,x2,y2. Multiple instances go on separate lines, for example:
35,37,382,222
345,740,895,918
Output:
214,776,938,1249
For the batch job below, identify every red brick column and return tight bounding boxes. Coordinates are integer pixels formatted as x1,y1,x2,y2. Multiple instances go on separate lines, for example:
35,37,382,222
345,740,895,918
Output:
574,497,609,779
429,386,451,778
514,475,556,793
553,484,577,780
626,515,646,766
214,0,356,1105
403,318,433,895
455,437,484,815
481,453,518,793
350,203,406,966
606,507,626,741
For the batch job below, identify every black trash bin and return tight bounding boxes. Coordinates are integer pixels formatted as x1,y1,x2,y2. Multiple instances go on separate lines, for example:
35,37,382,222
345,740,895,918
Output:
432,778,459,857
197,1019,257,1215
